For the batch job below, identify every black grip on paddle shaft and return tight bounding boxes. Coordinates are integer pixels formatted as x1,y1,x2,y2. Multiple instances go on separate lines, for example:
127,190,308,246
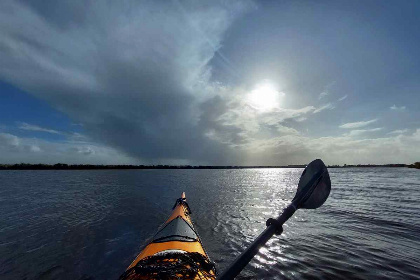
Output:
217,205,296,280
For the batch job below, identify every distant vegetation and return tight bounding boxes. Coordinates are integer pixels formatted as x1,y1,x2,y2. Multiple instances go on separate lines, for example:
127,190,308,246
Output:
0,163,305,170
407,162,420,169
0,163,416,170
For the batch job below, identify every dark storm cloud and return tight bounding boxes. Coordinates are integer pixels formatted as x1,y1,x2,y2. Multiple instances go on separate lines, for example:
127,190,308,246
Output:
0,0,252,164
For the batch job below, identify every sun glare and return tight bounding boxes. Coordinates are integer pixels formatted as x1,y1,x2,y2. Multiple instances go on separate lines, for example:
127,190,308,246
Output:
247,82,283,111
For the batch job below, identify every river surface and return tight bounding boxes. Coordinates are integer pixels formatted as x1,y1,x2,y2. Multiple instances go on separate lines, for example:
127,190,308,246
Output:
0,168,419,279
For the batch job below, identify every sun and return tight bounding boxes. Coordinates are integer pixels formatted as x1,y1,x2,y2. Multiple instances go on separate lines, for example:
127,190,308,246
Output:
247,82,283,111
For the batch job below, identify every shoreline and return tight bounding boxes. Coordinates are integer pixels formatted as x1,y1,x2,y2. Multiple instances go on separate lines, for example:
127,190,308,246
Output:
0,163,416,170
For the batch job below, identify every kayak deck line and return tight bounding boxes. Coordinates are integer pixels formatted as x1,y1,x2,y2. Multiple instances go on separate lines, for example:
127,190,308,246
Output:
120,192,216,280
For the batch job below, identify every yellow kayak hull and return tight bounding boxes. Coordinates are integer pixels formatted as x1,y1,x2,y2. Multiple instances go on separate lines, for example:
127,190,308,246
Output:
120,192,216,280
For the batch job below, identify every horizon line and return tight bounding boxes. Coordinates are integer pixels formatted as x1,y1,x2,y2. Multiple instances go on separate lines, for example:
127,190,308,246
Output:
0,163,415,170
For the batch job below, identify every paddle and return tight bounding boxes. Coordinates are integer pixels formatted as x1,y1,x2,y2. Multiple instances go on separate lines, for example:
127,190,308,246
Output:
217,159,331,280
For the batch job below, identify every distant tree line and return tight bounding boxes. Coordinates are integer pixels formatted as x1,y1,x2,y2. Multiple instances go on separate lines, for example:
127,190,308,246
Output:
408,162,420,169
0,163,306,170
329,163,409,168
0,163,418,170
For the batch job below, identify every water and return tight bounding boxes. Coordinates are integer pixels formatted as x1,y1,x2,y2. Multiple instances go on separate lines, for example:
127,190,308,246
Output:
0,168,419,279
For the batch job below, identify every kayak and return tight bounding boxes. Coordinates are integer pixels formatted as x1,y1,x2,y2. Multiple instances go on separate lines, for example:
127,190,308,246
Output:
119,192,216,280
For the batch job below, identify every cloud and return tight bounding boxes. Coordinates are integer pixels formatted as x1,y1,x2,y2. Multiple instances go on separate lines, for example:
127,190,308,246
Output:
0,132,41,154
318,91,328,100
260,106,316,125
318,81,336,100
70,146,95,155
345,127,383,137
338,95,348,101
310,129,420,164
313,103,335,113
277,125,300,135
0,132,137,164
317,81,338,101
18,122,62,134
30,145,41,152
199,86,314,149
0,132,20,148
339,119,378,129
2,126,420,165
390,105,406,111
294,117,306,122
0,0,253,164
217,128,420,165
0,1,418,166
388,129,409,135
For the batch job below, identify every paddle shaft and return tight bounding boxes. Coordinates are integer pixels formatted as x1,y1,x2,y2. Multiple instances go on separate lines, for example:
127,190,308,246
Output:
217,204,296,280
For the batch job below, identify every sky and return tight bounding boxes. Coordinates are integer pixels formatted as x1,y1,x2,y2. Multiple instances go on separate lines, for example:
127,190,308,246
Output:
0,0,419,165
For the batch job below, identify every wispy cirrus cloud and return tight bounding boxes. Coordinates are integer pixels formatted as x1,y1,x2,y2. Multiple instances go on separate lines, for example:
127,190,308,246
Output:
388,129,409,135
18,122,62,134
318,81,336,100
346,127,383,137
339,119,378,129
313,103,335,113
318,91,328,100
390,105,406,111
338,95,348,101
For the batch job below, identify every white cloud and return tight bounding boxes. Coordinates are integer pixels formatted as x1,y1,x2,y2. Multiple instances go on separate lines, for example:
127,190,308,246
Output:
0,132,138,164
277,125,300,135
339,119,378,129
346,127,383,137
338,95,348,101
231,128,420,165
18,122,62,134
313,103,335,113
295,117,307,122
388,129,409,135
318,81,336,100
260,106,316,125
74,146,95,155
308,129,420,164
201,84,315,148
30,145,41,152
318,91,328,100
0,132,20,147
390,105,406,111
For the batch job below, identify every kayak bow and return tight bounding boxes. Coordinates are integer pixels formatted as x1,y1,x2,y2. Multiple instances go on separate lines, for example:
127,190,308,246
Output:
120,192,216,280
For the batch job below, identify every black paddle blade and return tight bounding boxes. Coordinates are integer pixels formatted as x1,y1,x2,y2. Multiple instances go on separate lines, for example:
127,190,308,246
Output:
292,159,331,209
